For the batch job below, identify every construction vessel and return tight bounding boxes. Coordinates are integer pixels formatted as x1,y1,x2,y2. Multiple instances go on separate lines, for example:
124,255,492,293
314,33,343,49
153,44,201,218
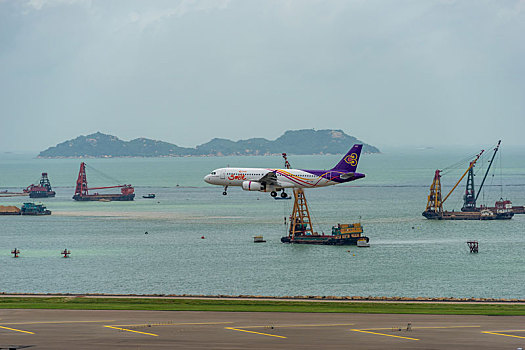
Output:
460,141,523,215
24,172,56,198
20,202,51,215
72,162,135,201
423,147,513,220
280,188,369,245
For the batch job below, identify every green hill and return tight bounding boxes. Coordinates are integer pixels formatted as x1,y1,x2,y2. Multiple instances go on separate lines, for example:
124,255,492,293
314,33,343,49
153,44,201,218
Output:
38,130,379,158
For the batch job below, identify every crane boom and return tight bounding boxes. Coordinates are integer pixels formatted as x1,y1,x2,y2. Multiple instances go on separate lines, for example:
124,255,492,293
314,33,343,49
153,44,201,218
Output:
475,140,501,202
87,185,128,190
442,150,484,204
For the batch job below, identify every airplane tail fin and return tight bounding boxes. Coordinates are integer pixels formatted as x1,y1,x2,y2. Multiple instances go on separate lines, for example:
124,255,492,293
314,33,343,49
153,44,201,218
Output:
331,144,363,172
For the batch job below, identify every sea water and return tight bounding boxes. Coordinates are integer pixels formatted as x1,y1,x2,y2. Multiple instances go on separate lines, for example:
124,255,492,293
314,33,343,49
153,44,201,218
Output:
0,147,524,298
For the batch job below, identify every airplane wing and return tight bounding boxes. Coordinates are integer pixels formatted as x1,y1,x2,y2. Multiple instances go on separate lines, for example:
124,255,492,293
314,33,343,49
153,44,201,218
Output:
258,171,278,186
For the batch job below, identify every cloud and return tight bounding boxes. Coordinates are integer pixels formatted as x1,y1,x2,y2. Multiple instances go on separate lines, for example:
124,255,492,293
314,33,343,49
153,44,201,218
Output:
128,0,231,29
25,0,90,10
1,0,523,150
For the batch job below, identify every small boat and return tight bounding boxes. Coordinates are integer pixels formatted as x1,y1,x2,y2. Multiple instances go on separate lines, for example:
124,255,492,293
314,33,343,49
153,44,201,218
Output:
142,194,156,199
253,235,266,243
480,208,494,219
357,238,370,247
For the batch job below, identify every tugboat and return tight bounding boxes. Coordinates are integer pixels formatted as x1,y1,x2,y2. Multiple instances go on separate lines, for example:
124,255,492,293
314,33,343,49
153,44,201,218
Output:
142,193,156,199
486,198,514,220
24,173,56,198
20,202,51,215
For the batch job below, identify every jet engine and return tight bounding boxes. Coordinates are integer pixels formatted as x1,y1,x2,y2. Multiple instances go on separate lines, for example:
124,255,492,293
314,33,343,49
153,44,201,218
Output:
242,181,264,191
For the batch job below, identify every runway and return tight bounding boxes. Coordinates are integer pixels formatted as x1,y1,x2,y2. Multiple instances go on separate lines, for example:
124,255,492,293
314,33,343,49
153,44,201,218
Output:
1,309,524,349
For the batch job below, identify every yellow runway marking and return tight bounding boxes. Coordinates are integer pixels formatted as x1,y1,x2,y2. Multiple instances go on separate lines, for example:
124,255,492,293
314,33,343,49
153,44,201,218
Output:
104,325,158,336
1,320,116,325
113,321,233,327
364,325,480,331
239,323,355,329
351,329,419,341
225,327,286,339
482,331,525,339
0,325,35,334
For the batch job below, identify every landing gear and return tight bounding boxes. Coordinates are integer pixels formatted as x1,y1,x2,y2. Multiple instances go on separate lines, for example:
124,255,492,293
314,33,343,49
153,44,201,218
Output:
223,186,228,195
280,191,288,198
270,191,277,197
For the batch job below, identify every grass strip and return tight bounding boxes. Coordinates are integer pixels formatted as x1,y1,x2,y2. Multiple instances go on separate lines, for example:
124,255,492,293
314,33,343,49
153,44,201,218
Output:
0,297,524,316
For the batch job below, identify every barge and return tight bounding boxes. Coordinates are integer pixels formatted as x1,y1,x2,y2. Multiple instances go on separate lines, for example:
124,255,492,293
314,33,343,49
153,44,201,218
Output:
281,222,369,245
73,162,135,201
280,189,369,245
0,205,21,215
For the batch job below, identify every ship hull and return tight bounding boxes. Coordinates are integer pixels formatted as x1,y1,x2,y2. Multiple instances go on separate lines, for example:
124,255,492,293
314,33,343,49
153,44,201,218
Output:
29,191,56,198
72,194,135,201
21,210,51,215
422,211,513,220
281,235,369,245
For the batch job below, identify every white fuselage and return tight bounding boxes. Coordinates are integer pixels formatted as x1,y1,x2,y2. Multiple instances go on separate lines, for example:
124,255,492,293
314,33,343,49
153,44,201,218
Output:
204,167,335,192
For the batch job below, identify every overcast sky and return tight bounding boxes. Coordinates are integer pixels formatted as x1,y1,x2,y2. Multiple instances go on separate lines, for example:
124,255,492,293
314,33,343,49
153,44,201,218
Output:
1,0,524,152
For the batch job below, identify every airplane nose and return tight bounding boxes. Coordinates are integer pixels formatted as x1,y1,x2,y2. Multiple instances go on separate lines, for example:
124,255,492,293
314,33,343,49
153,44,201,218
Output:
204,174,211,183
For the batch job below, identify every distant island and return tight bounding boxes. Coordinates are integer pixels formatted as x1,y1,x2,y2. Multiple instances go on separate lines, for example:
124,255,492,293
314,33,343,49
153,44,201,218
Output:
38,129,380,158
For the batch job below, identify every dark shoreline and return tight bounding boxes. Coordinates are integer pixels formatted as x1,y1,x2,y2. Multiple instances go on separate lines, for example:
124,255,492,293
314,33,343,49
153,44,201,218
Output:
1,293,523,304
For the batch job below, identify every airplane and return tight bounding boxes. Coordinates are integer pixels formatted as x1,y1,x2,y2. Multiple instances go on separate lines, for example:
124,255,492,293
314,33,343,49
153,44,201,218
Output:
203,144,365,197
